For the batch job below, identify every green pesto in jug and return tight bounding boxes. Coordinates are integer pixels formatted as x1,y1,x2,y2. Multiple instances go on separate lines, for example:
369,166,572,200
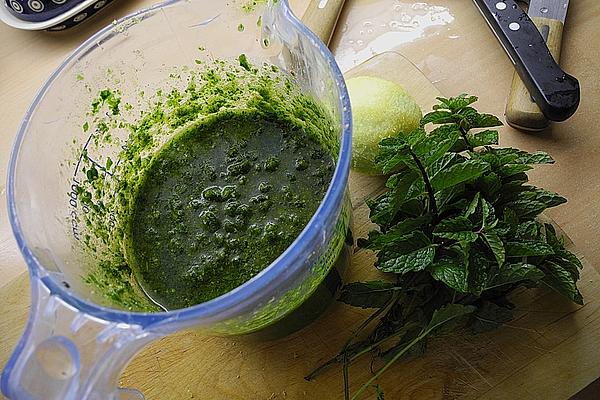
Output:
76,56,342,315
127,110,334,309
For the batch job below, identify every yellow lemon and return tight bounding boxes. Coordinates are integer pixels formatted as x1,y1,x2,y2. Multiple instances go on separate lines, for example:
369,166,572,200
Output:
347,76,422,174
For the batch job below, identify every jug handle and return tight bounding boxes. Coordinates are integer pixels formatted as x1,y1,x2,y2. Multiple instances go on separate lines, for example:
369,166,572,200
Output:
1,275,161,400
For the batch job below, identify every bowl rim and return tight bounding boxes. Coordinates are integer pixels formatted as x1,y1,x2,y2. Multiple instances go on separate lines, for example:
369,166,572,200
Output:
7,0,353,331
0,0,100,30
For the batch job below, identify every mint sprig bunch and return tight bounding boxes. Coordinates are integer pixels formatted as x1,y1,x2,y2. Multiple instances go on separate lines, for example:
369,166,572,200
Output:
307,95,583,400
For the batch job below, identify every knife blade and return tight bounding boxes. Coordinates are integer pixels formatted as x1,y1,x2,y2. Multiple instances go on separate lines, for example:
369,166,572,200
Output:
473,0,579,123
505,0,572,130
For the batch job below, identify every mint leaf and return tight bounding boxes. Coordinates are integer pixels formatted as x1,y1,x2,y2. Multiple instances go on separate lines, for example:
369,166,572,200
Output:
541,261,584,305
464,192,481,217
435,231,479,242
453,107,497,131
436,184,468,214
377,245,436,274
406,179,426,200
550,251,582,281
497,164,533,177
379,152,415,174
434,94,479,111
488,262,545,288
544,223,561,247
476,172,502,198
544,237,583,281
505,241,554,257
374,231,430,253
421,110,454,125
430,159,490,191
472,113,502,128
491,148,554,165
468,245,492,294
543,224,581,280
500,187,567,219
503,207,519,226
502,172,529,185
433,216,478,242
367,193,395,228
388,171,422,204
467,129,498,146
526,152,554,164
376,138,415,174
395,198,425,218
429,259,468,292
386,170,419,190
361,216,432,250
554,248,583,271
339,281,397,308
426,304,476,332
369,198,424,230
436,216,474,231
385,215,432,237
480,198,497,228
418,129,461,167
473,148,553,169
503,200,548,219
482,231,505,266
516,220,542,239
427,152,460,179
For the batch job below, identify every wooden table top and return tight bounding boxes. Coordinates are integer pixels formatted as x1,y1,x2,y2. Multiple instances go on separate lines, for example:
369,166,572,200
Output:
0,0,599,399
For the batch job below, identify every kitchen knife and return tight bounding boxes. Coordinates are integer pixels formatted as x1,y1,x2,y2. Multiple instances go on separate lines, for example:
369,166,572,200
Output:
505,0,572,131
473,0,579,124
302,0,346,45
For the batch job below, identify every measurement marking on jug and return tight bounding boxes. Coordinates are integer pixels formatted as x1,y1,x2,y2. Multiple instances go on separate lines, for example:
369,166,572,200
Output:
90,157,113,177
70,128,119,240
68,177,85,241
73,131,96,177
73,130,114,178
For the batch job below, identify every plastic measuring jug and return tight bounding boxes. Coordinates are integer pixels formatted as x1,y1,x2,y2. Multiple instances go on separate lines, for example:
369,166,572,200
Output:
1,0,352,398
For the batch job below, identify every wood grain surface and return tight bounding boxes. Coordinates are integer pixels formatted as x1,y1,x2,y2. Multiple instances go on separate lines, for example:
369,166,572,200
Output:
1,0,600,399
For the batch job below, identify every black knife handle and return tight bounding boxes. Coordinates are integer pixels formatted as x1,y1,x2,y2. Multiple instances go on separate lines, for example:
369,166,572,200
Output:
473,0,579,121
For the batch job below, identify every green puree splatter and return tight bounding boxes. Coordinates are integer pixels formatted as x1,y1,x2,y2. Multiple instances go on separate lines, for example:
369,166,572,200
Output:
77,55,338,312
241,0,267,13
129,111,333,309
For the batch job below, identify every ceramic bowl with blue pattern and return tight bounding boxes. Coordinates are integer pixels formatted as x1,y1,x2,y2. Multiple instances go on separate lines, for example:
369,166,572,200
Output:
1,0,115,30
6,0,85,22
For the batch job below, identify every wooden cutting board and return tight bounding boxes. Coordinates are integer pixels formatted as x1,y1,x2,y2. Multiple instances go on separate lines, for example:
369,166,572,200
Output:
2,51,600,400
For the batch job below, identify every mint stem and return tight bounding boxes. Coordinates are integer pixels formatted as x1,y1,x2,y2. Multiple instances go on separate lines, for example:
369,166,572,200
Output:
459,126,474,151
409,149,438,221
350,308,469,400
305,292,399,382
343,355,351,400
350,334,424,400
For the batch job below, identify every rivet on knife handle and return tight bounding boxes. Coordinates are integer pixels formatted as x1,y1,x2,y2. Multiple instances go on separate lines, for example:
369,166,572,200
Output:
473,0,580,123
